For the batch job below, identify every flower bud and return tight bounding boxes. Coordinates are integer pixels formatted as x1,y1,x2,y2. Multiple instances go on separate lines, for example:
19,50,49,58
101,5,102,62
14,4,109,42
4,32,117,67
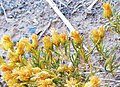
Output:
43,36,53,51
0,36,14,50
90,29,100,43
51,29,60,47
31,34,38,49
98,26,104,38
71,30,82,45
60,33,67,44
103,2,112,19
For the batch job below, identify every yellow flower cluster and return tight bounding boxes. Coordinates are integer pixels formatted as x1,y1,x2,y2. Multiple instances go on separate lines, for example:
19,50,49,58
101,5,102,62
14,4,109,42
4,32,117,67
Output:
0,36,14,51
19,34,38,53
71,30,82,45
43,36,53,51
84,76,101,87
0,61,56,87
0,31,102,87
51,29,61,47
32,71,56,87
103,2,112,19
64,77,80,87
60,33,67,44
90,26,105,43
57,64,74,74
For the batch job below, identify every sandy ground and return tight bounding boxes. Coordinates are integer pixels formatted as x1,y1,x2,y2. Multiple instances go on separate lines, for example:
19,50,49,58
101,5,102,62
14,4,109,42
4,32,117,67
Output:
0,0,120,86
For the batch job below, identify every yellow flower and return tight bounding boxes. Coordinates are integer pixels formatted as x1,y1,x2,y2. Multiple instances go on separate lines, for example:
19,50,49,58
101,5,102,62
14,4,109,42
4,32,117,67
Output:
32,67,41,74
0,35,14,50
20,37,34,53
7,78,17,87
35,71,50,80
90,76,100,87
51,29,60,47
0,57,4,65
16,42,25,55
3,71,12,81
90,26,105,43
64,65,74,74
36,78,56,87
90,29,100,43
12,66,33,81
64,77,79,87
57,66,64,73
60,33,67,44
84,82,93,87
31,34,38,49
43,36,53,51
98,26,104,39
7,49,19,62
71,30,82,45
0,63,14,72
84,76,100,87
103,2,112,19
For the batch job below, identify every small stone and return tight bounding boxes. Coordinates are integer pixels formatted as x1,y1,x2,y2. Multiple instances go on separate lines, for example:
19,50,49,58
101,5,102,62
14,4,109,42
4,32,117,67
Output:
21,34,29,38
28,25,37,33
13,38,19,44
25,53,29,58
115,75,120,80
0,7,4,15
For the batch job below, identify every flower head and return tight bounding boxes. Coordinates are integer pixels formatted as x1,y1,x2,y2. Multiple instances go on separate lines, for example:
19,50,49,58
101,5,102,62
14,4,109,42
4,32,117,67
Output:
0,35,14,50
84,82,93,87
43,36,53,51
90,76,100,87
90,26,105,43
12,65,33,81
71,30,82,45
0,63,14,72
31,34,38,49
90,29,100,43
64,77,79,87
51,29,60,47
35,71,50,80
98,26,104,38
20,37,34,53
16,42,25,55
36,78,56,87
7,49,19,62
3,71,12,81
84,76,100,87
103,2,112,19
0,57,4,65
60,33,67,44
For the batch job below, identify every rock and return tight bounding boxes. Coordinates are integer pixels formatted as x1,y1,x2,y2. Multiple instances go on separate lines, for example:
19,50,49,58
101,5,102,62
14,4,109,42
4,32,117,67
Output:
13,38,19,44
32,19,38,25
0,7,4,15
28,25,37,33
115,75,120,80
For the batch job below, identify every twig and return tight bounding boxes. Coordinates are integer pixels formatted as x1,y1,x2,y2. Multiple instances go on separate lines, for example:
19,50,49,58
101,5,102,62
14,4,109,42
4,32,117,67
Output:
72,1,82,14
86,0,98,14
92,66,104,70
101,78,120,83
87,0,98,11
45,0,75,32
58,0,68,7
0,2,13,22
38,21,51,41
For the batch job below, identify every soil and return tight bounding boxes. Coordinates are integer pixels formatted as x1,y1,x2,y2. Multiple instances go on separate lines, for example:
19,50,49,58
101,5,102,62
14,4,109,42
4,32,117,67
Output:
0,0,120,87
